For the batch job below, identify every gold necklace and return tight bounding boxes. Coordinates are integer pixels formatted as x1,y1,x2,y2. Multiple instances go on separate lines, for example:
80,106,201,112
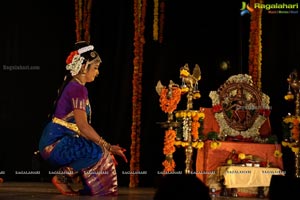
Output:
73,77,85,85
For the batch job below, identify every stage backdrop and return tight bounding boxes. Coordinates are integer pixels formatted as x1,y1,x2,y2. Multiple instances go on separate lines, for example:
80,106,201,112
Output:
1,0,299,186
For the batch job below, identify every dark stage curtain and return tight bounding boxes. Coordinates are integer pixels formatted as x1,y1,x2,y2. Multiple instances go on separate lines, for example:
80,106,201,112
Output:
1,0,299,186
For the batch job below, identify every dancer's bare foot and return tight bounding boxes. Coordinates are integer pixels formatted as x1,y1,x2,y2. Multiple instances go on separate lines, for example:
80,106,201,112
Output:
52,175,79,196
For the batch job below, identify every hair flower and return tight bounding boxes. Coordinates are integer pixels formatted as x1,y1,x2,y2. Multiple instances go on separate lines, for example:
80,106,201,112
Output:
66,53,85,76
66,51,79,64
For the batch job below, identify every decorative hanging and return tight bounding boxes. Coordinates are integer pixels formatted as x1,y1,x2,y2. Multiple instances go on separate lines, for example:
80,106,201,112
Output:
130,0,147,188
153,0,159,41
74,0,93,42
248,0,263,90
153,0,165,43
158,0,165,43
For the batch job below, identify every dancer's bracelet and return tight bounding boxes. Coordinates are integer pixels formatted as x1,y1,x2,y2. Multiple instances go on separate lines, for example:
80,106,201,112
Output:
97,138,112,151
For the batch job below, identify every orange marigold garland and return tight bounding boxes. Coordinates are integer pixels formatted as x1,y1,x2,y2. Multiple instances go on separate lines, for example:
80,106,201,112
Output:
153,0,159,41
84,0,92,42
163,129,176,155
162,129,176,173
74,0,92,42
191,115,201,141
248,0,263,90
162,159,176,172
75,0,80,41
153,0,165,43
130,0,147,188
159,87,181,113
158,86,181,173
158,0,165,43
291,118,300,141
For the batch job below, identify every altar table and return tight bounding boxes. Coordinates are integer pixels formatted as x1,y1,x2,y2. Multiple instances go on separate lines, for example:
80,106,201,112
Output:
216,166,284,198
195,140,284,185
218,166,284,188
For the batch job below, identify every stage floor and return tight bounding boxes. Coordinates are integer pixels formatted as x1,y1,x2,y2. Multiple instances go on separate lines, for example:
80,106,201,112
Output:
0,182,269,200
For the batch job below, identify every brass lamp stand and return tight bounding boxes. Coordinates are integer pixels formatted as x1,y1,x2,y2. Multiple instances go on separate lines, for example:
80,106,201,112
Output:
156,64,202,174
180,84,201,174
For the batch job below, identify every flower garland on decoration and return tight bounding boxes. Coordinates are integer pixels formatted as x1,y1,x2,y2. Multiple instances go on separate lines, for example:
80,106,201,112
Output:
130,0,147,188
159,87,181,113
282,140,299,154
74,0,93,42
174,110,205,149
158,86,181,173
163,129,176,155
191,115,201,141
158,0,165,43
162,129,176,173
152,0,165,43
153,0,159,41
248,0,263,90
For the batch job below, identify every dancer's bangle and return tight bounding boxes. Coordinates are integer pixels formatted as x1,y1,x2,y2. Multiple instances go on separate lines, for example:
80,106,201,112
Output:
97,138,112,151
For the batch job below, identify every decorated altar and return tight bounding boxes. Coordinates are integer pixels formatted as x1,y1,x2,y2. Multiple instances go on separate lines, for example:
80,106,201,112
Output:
194,74,284,197
156,68,288,197
155,62,287,196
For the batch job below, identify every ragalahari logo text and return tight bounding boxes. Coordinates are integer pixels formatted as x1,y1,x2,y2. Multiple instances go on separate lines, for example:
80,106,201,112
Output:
240,1,254,16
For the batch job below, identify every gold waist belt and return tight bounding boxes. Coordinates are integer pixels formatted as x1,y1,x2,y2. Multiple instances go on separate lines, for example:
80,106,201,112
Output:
52,117,80,135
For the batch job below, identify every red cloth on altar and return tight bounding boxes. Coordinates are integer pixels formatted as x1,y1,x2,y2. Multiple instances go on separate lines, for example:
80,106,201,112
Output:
195,140,284,184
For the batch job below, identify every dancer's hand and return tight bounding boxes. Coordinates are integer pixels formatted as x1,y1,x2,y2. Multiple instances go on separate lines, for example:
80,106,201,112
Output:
110,145,128,163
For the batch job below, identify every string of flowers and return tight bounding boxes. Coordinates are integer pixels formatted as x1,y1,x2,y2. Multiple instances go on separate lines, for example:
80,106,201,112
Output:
248,0,263,90
152,0,165,43
158,0,165,43
162,129,176,173
130,0,147,188
159,86,181,173
75,0,80,41
159,87,181,113
282,71,300,159
291,119,299,140
191,114,201,141
153,0,159,41
74,0,92,42
174,110,205,149
84,0,92,42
